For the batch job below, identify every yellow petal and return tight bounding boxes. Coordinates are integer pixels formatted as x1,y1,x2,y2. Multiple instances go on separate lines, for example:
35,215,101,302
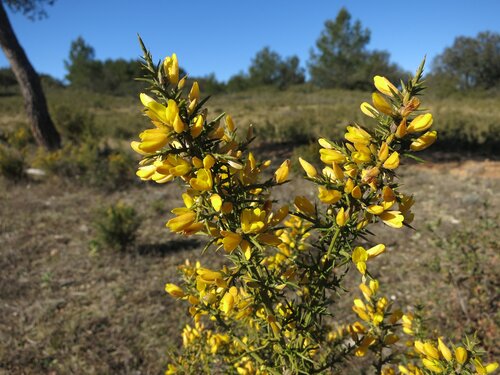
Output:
407,113,433,133
455,347,468,364
437,338,452,362
379,211,404,228
189,81,200,101
210,194,223,211
374,75,399,96
360,102,378,118
336,207,347,227
410,130,437,151
352,246,368,263
319,148,346,164
299,157,317,178
225,115,235,132
383,151,400,170
366,244,385,258
294,196,316,216
372,92,393,115
275,160,290,183
165,283,185,298
221,231,242,252
318,187,342,204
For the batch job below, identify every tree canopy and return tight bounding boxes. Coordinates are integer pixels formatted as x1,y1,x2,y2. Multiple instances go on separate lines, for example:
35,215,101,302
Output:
3,0,56,19
432,31,500,90
64,37,143,95
308,7,403,89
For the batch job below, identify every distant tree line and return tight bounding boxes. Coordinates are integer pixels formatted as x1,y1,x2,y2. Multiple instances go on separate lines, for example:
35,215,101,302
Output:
2,7,500,97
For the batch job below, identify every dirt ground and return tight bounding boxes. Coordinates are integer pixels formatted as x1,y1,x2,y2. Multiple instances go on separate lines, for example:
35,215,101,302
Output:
0,156,498,374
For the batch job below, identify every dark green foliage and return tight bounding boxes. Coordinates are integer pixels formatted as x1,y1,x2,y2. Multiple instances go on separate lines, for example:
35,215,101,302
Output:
34,140,137,190
248,46,305,89
0,67,17,91
0,144,25,181
93,202,141,251
50,104,99,143
227,47,305,91
432,31,500,91
226,71,251,92
64,37,144,96
3,0,55,19
308,8,404,89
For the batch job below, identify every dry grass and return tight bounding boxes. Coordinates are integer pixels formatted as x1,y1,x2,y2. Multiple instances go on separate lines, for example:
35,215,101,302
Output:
1,155,499,374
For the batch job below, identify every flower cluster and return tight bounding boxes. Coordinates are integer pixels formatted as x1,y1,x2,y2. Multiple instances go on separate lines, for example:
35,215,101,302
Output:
131,43,497,374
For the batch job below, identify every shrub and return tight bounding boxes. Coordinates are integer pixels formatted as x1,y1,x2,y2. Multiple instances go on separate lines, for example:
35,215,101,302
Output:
0,145,25,181
33,141,136,190
92,202,141,251
131,45,497,374
50,104,99,143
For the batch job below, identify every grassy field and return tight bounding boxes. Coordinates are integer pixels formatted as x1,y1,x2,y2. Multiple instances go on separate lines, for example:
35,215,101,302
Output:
0,86,499,374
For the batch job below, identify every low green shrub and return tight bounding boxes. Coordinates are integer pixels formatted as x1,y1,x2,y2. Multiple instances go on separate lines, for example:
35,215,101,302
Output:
0,145,25,181
92,202,141,251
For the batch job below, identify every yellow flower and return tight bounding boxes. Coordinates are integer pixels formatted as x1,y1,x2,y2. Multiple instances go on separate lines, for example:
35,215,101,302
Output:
336,207,348,227
140,93,169,124
474,359,499,375
378,142,389,162
221,231,242,252
410,130,437,151
209,194,223,211
407,113,433,133
318,187,342,204
455,347,468,364
351,185,362,199
190,114,205,138
220,288,237,314
241,208,266,234
136,164,157,180
423,342,440,360
383,151,400,170
189,168,213,191
299,157,317,178
294,196,316,216
379,210,404,228
196,268,224,284
372,92,393,115
165,363,178,374
437,338,452,362
166,210,196,232
163,53,179,85
374,75,399,97
395,119,408,138
360,102,378,118
225,114,235,132
319,148,346,164
351,143,372,164
402,313,414,335
133,128,169,154
275,159,290,183
165,283,185,298
173,113,185,133
203,154,216,169
189,81,200,101
367,243,386,258
422,358,443,373
352,246,368,274
345,125,372,145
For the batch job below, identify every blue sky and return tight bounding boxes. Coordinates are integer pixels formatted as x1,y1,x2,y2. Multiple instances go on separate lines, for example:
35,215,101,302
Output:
1,0,499,82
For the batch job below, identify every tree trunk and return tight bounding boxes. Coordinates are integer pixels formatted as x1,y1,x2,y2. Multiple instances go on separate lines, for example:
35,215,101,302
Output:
0,1,60,150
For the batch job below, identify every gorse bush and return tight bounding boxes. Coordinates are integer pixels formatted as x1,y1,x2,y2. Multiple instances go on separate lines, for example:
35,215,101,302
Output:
34,141,135,190
131,40,498,374
93,202,141,252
